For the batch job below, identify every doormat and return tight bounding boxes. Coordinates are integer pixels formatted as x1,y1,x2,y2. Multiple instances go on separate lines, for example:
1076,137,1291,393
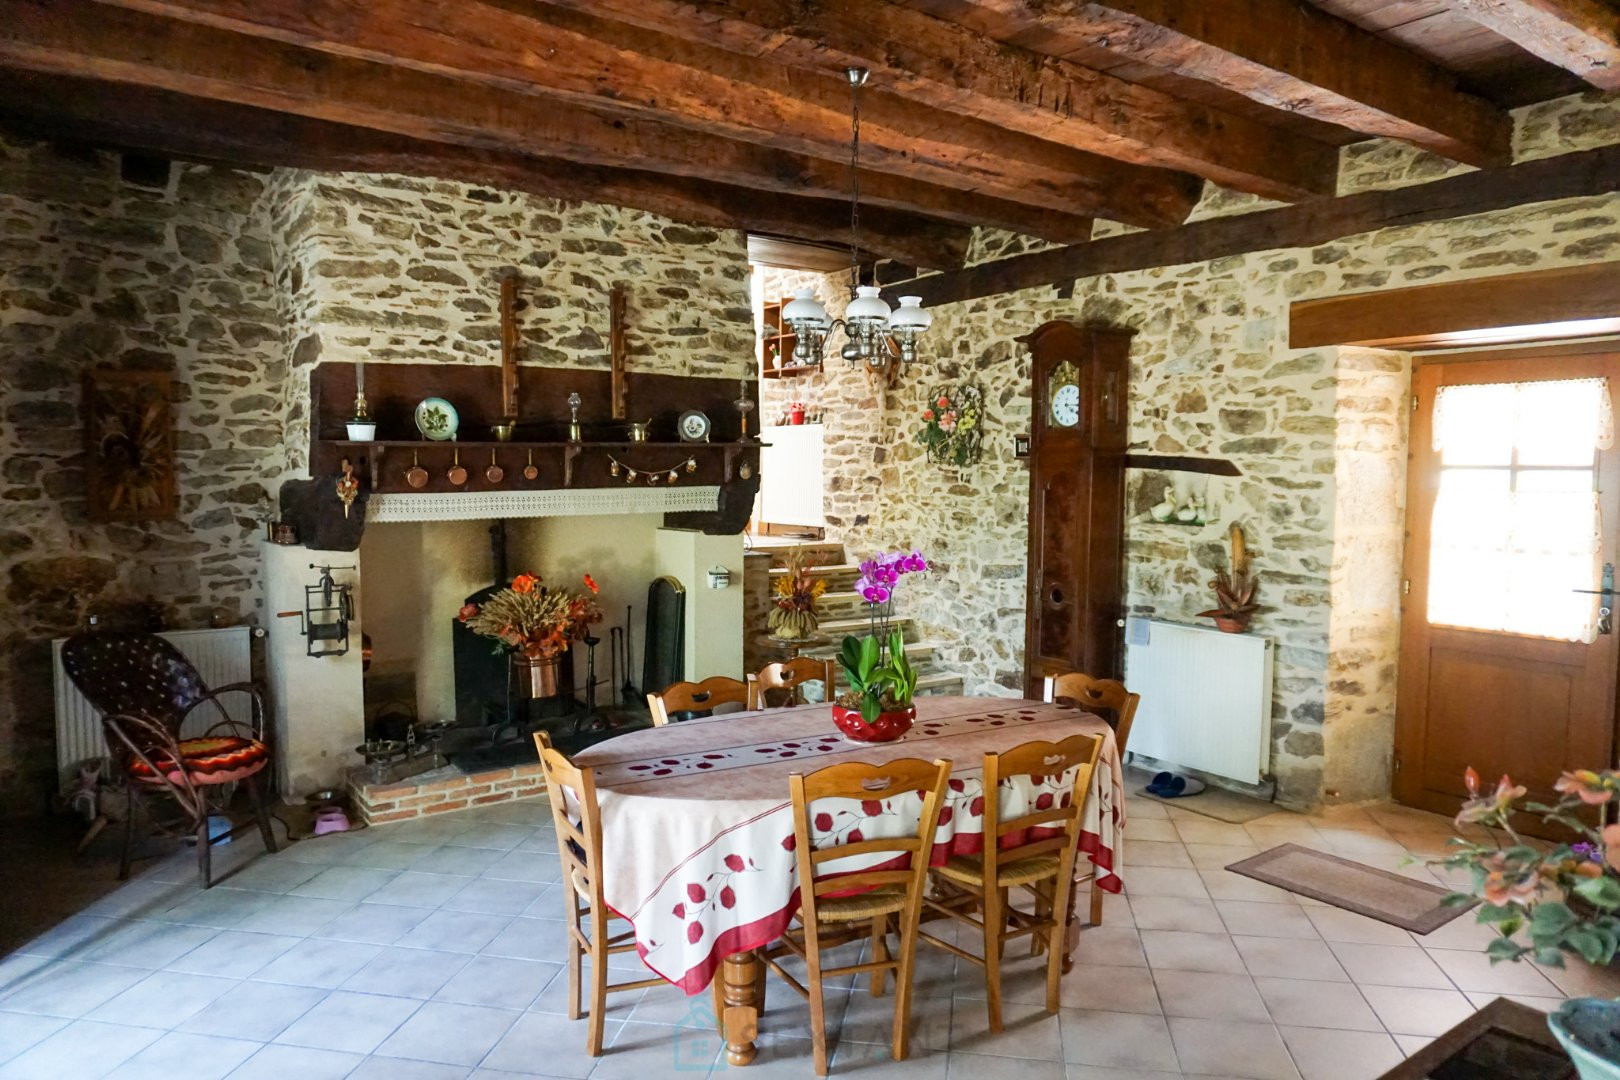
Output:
1130,769,1278,824
1226,844,1475,934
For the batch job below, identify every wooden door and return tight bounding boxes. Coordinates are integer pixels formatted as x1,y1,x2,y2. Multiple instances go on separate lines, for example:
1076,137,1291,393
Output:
1396,351,1620,820
1022,323,1132,697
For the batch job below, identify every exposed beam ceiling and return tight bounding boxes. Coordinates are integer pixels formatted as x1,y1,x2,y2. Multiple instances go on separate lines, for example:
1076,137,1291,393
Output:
0,72,975,269
527,0,1340,201
898,0,1513,166
91,0,1205,228
2,0,1091,247
1449,0,1620,89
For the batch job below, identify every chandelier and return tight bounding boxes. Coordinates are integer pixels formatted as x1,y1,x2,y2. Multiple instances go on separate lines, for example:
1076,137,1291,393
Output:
781,68,932,374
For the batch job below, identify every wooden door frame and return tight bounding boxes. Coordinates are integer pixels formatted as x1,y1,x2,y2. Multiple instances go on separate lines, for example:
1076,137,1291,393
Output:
1394,347,1620,812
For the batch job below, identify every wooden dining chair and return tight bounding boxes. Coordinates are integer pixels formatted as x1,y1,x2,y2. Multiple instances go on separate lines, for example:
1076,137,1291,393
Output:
533,732,667,1056
917,732,1103,1033
1043,672,1138,927
758,757,952,1075
647,675,749,726
746,656,836,710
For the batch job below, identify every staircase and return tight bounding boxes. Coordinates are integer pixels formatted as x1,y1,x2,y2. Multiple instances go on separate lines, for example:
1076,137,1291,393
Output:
753,538,963,698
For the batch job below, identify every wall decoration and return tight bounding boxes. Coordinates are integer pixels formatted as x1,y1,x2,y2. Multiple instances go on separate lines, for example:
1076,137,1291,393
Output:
414,396,459,440
678,409,712,443
84,369,177,523
914,384,984,468
607,453,698,485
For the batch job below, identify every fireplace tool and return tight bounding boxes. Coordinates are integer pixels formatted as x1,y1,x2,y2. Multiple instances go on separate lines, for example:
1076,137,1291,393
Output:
608,626,621,706
572,633,610,734
620,605,637,702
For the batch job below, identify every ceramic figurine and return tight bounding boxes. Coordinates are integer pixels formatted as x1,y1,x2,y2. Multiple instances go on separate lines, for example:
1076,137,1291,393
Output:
1149,485,1176,522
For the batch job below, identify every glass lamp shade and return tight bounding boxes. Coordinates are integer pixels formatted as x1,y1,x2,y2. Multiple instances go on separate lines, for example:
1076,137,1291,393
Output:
888,296,932,333
781,287,830,330
845,285,892,324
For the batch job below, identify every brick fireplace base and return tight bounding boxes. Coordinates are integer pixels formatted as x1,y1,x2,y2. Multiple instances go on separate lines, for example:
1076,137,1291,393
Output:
347,760,548,825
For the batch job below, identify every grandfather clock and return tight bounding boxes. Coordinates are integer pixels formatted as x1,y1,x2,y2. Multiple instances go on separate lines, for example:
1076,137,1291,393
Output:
1022,322,1132,697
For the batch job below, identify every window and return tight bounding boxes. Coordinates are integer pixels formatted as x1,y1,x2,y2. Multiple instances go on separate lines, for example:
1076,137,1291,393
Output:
1427,378,1611,641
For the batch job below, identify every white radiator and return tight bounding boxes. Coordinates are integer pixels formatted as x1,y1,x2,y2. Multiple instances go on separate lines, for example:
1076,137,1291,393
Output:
52,626,255,792
1123,617,1274,785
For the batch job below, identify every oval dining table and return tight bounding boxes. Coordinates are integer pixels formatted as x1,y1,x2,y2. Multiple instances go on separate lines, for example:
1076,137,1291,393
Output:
572,694,1127,1065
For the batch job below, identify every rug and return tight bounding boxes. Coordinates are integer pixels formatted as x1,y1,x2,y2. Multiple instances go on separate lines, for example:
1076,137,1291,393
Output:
1129,768,1279,824
1225,843,1475,934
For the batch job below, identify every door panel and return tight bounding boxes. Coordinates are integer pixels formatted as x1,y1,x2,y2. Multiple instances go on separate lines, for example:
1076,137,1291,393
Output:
1396,352,1620,826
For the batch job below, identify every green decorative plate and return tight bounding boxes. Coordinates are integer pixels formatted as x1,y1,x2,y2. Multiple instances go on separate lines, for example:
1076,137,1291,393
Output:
414,397,459,441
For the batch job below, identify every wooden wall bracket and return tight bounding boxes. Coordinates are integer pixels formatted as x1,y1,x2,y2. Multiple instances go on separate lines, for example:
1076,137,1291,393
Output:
609,283,628,420
499,274,520,419
1124,454,1242,477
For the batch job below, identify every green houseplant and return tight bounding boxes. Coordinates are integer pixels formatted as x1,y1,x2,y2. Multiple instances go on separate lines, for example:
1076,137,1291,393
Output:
832,549,927,742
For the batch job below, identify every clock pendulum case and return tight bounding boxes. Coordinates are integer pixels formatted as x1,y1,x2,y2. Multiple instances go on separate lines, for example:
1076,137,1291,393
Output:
1020,322,1133,697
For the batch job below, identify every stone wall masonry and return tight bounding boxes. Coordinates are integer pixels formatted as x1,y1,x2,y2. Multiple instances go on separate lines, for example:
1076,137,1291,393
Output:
0,135,286,815
759,90,1620,808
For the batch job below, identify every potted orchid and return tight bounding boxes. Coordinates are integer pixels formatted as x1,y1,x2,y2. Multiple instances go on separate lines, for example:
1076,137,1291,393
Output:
458,572,603,697
1439,767,1620,1077
832,549,927,742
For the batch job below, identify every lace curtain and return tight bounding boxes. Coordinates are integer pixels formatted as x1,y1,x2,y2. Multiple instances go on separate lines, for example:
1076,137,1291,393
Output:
1427,378,1612,643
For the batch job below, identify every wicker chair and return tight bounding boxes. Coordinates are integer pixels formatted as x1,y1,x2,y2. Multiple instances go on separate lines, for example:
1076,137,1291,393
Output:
60,633,277,888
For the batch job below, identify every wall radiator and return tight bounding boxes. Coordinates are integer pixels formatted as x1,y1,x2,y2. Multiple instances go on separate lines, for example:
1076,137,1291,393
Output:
1123,617,1275,786
52,626,254,792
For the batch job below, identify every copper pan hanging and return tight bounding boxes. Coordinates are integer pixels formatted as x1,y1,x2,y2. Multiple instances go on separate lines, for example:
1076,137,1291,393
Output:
405,451,429,489
523,450,538,481
485,449,504,484
447,448,468,486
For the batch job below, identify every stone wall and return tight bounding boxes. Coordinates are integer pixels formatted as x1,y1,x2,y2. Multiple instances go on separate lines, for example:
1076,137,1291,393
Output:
759,89,1620,808
0,136,285,815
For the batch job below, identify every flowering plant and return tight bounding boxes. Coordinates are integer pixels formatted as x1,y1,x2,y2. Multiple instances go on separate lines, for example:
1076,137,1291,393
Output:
837,550,928,723
458,572,603,660
768,547,827,641
1436,766,1620,967
914,384,983,468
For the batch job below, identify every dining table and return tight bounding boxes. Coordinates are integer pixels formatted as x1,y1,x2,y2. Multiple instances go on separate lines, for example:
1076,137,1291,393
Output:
572,693,1127,1065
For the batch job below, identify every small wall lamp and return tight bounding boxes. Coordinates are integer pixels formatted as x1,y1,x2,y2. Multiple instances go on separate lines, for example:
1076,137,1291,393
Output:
707,565,733,590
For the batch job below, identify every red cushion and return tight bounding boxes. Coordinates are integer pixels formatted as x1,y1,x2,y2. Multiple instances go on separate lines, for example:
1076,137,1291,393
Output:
128,736,269,786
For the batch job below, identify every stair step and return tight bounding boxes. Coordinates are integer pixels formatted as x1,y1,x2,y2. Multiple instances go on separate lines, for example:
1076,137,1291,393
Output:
915,672,965,695
802,639,940,660
815,615,911,635
768,562,861,578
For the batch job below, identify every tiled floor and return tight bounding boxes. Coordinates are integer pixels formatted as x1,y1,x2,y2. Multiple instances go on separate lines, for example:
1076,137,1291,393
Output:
2,795,1614,1079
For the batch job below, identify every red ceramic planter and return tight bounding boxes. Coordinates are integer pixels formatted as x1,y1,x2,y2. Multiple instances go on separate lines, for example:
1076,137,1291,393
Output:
831,703,916,743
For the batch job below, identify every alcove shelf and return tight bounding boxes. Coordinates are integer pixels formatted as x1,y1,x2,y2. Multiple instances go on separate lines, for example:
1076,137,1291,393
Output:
319,438,758,493
1123,453,1242,477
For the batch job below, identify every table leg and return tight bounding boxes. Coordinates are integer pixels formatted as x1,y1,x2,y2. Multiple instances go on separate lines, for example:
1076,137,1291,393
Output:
721,949,761,1066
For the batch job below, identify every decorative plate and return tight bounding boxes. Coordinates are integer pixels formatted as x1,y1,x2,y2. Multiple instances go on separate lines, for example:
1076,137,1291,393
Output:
678,410,712,443
414,397,459,441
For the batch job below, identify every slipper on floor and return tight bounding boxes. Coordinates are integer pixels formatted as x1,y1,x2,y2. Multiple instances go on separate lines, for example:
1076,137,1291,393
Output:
1160,776,1207,798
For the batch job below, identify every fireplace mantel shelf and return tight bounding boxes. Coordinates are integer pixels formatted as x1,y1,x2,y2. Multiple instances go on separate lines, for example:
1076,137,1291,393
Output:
320,438,758,492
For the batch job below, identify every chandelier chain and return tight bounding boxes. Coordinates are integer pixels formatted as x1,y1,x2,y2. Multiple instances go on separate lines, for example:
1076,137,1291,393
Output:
849,69,862,294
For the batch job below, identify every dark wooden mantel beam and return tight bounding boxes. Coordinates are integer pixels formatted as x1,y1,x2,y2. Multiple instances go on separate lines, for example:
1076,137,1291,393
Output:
902,0,1512,167
91,0,1206,228
886,142,1620,305
528,0,1339,202
0,72,975,269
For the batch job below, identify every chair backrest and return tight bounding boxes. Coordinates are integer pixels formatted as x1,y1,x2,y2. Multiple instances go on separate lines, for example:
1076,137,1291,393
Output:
533,731,604,908
60,632,209,736
789,757,951,926
748,657,836,710
979,733,1102,888
1043,672,1140,757
647,675,750,727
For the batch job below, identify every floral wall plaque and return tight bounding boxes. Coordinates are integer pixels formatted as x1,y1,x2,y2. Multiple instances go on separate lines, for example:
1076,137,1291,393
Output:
83,369,177,522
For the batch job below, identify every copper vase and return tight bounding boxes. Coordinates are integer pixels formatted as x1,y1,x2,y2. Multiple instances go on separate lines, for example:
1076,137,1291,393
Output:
517,654,561,698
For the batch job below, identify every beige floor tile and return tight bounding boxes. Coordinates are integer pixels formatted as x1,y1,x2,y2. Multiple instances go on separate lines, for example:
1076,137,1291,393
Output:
1253,977,1381,1031
1359,984,1476,1036
1167,1017,1299,1080
1063,1068,1181,1079
1234,938,1348,983
1277,1025,1402,1080
1532,956,1620,998
1123,799,1170,821
1073,926,1149,968
1314,829,1408,858
1060,963,1163,1014
1139,930,1246,975
1425,948,1561,996
1393,1033,1434,1056
1173,819,1257,847
1123,868,1209,900
1411,911,1499,951
1124,819,1180,843
1464,991,1565,1011
1198,870,1297,905
1125,841,1194,870
1307,807,1378,827
1326,943,1450,989
948,997,1064,1060
1216,901,1319,941
1185,843,1259,871
1058,1009,1180,1071
1129,896,1225,934
1246,811,1312,828
1153,970,1269,1022
1301,907,1414,947
946,1051,1067,1079
1245,825,1322,850
1386,833,1454,858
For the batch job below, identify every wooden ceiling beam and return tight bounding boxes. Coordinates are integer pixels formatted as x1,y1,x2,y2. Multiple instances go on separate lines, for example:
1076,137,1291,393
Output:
906,0,1512,167
526,0,1337,202
1,0,1090,246
90,0,1204,227
1450,0,1620,90
0,71,974,269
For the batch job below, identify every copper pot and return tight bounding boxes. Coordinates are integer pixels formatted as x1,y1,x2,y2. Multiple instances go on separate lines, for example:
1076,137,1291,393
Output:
523,450,538,481
517,653,561,698
485,450,504,484
405,451,429,488
447,448,468,486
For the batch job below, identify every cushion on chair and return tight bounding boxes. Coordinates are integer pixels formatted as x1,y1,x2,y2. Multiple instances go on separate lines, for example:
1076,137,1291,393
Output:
935,852,1063,888
126,736,269,786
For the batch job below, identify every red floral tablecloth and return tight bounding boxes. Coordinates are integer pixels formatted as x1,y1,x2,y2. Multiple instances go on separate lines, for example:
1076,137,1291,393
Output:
572,695,1125,993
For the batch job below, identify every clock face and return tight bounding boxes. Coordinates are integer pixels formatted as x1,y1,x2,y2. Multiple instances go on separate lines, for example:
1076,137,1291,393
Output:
678,410,711,442
1050,382,1081,428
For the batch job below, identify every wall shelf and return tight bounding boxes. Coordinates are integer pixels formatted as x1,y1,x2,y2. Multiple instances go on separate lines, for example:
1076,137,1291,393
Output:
321,438,758,493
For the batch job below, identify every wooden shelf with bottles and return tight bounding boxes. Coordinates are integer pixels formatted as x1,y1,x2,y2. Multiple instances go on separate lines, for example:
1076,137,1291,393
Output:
760,297,818,380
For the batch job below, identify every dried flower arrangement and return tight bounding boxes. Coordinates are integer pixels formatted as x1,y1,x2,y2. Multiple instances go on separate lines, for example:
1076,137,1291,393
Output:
1197,522,1258,632
458,572,603,659
768,548,827,641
